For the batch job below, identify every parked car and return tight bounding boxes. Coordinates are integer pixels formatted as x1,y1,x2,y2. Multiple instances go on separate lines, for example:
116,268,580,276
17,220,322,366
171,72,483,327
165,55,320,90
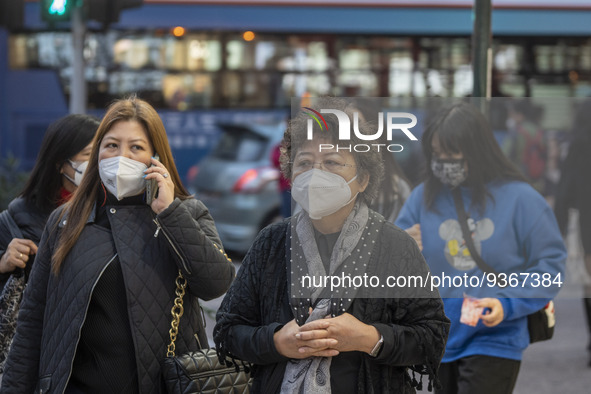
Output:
187,122,285,255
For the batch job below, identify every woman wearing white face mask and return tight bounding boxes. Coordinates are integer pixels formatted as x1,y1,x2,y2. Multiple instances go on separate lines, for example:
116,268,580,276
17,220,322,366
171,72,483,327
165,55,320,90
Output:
1,97,236,393
0,114,97,276
0,114,97,373
215,98,449,393
395,102,566,394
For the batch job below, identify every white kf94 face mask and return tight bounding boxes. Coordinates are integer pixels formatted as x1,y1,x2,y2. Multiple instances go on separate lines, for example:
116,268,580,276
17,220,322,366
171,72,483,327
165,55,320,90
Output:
291,168,358,219
64,160,88,186
98,156,148,200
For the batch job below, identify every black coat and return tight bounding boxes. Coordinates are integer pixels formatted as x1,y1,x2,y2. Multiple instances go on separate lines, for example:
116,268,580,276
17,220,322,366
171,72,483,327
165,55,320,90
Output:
1,198,236,394
214,218,450,394
0,198,48,288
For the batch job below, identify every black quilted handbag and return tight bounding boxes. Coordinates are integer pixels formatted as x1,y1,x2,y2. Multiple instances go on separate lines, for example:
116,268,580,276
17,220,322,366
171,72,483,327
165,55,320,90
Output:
0,210,25,373
161,271,252,394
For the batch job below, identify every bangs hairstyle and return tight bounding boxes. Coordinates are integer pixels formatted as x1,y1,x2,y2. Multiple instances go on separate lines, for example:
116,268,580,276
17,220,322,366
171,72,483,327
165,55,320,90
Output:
20,114,99,213
279,98,384,205
51,96,190,274
422,101,526,212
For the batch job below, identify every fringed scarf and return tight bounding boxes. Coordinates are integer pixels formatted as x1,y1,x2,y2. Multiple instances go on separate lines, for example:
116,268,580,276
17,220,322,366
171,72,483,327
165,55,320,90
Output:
280,299,332,394
283,202,383,392
288,202,383,323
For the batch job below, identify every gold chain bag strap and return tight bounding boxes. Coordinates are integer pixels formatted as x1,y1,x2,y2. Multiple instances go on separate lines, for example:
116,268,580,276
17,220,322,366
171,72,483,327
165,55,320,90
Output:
161,265,252,393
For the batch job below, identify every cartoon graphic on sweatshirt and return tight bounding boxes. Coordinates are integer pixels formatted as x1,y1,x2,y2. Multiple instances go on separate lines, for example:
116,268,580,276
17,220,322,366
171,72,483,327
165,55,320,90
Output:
438,218,494,270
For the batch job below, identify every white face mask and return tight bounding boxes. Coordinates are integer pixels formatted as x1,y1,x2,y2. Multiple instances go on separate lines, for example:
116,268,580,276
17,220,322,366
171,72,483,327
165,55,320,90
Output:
291,169,358,219
64,160,88,187
98,156,148,200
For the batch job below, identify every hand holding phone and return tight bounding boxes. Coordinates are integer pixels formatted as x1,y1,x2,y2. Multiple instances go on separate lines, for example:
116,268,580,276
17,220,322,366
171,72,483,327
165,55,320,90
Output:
146,154,160,205
145,154,175,214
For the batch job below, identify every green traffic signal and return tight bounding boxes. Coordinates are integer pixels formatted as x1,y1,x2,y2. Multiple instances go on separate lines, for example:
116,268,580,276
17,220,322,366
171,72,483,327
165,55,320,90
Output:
48,0,68,16
41,0,73,22
40,0,143,25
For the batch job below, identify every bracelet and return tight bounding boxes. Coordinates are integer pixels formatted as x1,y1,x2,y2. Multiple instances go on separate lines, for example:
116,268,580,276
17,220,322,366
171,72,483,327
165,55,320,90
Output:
369,334,384,357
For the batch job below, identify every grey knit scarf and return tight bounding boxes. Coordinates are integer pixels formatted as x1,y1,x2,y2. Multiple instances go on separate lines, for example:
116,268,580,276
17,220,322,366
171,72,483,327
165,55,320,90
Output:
280,299,332,394
282,202,375,393
291,201,370,306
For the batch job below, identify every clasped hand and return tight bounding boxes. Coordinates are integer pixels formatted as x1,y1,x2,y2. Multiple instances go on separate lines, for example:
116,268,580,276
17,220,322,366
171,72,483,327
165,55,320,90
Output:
273,313,380,359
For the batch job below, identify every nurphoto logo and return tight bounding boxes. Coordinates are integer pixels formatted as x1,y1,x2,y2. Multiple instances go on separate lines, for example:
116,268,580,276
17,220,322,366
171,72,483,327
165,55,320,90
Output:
302,107,418,153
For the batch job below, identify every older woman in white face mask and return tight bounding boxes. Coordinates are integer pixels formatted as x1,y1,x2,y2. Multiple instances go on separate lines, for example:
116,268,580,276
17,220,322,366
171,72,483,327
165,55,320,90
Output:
215,98,450,394
290,140,367,226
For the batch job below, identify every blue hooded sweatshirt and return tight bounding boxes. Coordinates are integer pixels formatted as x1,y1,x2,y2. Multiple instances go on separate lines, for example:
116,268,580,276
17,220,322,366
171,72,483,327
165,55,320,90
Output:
395,180,566,362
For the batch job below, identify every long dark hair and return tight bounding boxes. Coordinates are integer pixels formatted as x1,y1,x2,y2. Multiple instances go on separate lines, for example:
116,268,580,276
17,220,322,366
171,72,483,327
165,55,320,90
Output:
52,97,190,274
422,102,527,212
20,114,99,213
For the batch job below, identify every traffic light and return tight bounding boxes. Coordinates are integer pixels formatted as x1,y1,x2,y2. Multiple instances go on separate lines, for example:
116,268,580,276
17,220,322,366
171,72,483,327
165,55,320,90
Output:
0,0,25,31
86,0,143,26
39,0,143,26
41,0,75,22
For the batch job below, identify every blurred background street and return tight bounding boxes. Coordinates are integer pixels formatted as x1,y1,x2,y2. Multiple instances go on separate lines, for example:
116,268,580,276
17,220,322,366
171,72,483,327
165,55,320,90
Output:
3,1,591,259
2,0,591,392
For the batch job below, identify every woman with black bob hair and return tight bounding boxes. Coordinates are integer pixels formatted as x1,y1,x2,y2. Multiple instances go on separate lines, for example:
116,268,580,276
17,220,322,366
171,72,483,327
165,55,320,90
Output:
396,101,566,394
215,97,449,393
421,102,527,212
1,97,235,393
0,114,98,290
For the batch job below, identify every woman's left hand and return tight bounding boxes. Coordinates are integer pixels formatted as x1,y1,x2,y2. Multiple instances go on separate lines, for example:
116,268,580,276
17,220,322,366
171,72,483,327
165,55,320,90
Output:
476,298,505,327
144,156,175,214
296,313,380,355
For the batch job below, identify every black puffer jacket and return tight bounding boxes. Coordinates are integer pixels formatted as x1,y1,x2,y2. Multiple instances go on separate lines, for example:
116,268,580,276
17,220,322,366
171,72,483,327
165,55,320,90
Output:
1,198,235,394
214,218,450,394
0,198,48,288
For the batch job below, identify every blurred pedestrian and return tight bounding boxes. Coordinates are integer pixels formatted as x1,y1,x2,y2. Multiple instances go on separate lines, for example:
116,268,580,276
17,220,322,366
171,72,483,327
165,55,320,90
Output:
0,114,98,371
0,114,98,279
271,142,292,218
352,98,412,222
368,142,412,223
554,98,591,367
502,100,547,194
1,97,235,393
396,102,566,394
215,99,449,393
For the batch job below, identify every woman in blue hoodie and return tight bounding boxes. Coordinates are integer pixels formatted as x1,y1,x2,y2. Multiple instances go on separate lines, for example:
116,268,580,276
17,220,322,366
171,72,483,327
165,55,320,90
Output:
396,101,566,394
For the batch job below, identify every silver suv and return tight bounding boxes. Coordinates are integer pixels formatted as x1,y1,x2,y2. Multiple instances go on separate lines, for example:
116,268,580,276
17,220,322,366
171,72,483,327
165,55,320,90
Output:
188,122,285,255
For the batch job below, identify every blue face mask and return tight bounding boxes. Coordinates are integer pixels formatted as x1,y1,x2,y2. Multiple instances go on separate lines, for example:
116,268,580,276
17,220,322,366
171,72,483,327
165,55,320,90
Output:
431,158,467,187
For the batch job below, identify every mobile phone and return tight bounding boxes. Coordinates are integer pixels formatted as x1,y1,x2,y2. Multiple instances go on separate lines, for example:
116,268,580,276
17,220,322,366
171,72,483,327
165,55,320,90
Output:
146,153,160,205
